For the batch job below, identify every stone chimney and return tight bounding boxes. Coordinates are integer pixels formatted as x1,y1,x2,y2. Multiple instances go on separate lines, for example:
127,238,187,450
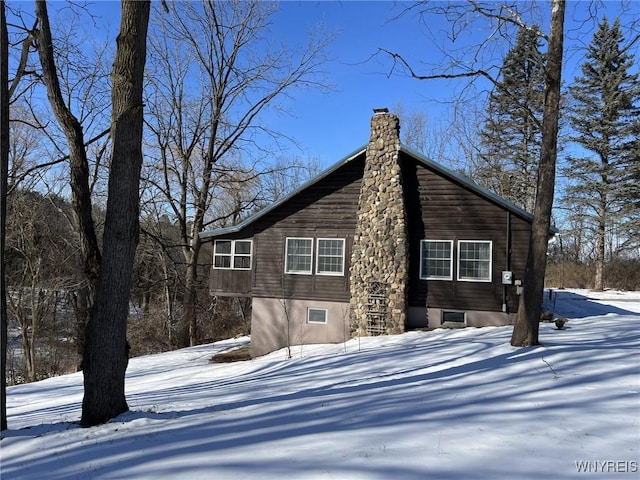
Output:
349,109,409,335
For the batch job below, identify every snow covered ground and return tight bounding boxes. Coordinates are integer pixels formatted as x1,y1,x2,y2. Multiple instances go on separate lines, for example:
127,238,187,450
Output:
2,289,639,479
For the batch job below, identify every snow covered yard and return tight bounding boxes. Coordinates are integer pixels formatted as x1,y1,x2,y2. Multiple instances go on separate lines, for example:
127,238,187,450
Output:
2,290,639,479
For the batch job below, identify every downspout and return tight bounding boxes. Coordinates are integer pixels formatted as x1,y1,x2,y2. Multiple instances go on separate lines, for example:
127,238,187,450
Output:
503,211,512,313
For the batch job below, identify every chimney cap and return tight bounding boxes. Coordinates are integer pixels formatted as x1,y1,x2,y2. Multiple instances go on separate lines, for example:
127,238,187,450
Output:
373,107,389,114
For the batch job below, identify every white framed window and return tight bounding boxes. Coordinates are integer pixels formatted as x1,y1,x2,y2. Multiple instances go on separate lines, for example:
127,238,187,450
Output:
285,238,313,274
316,238,345,276
232,240,252,269
420,240,453,280
457,240,492,282
307,307,328,324
214,240,252,270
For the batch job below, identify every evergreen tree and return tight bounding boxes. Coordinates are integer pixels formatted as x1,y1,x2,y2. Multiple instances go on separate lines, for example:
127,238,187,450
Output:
564,17,640,290
478,27,546,212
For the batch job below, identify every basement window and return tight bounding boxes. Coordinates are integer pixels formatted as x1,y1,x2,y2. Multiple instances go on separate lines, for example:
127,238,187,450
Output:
307,308,328,324
441,310,466,325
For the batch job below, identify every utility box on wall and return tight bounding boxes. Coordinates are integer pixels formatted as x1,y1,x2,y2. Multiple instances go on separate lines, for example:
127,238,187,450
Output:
501,271,514,285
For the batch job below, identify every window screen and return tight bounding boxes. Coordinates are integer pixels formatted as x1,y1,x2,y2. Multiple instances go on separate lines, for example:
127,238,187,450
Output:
316,239,345,275
285,238,313,274
420,240,453,280
458,240,492,281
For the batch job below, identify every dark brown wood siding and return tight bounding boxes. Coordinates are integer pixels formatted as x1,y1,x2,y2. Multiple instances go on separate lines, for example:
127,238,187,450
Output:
402,153,532,313
208,151,536,314
210,268,253,296
209,232,256,296
250,155,365,301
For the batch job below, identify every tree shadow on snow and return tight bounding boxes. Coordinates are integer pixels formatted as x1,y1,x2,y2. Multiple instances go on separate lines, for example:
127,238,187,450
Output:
3,318,638,480
543,289,636,319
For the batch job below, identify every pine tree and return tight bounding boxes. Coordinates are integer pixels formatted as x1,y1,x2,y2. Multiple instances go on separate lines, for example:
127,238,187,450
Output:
564,17,640,290
478,27,546,212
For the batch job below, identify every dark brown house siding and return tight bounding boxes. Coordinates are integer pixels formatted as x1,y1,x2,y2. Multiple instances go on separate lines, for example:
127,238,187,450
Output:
209,232,255,296
251,155,364,300
208,149,540,317
211,155,365,299
401,153,532,314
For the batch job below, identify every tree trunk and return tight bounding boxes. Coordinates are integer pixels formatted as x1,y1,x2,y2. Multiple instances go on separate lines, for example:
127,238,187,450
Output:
70,287,90,370
179,268,197,347
511,0,565,347
81,0,150,427
34,0,102,285
26,318,35,382
34,1,102,363
1,0,9,431
594,211,606,291
162,258,174,348
179,237,201,348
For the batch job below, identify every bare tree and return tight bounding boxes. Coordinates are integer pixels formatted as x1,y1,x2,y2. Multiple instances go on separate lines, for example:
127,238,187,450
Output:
33,0,105,366
5,191,78,382
34,0,102,286
253,154,323,208
80,0,150,427
144,0,331,347
1,0,47,428
129,214,182,353
1,0,9,431
392,102,454,165
511,0,565,346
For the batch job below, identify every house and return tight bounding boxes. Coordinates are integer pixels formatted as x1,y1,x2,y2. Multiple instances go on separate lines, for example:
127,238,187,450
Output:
200,109,554,356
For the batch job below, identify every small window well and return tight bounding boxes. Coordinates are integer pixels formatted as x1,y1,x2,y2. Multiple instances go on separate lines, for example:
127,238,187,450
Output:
441,310,466,325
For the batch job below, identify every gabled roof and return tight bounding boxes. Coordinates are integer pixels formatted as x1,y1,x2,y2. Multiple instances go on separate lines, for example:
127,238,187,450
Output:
199,144,556,239
199,145,366,239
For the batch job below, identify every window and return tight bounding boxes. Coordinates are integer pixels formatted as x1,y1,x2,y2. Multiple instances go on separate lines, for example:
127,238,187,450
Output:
420,240,453,280
285,238,313,274
458,240,492,282
214,240,232,269
442,310,466,324
214,240,252,270
233,240,252,269
307,308,327,324
316,238,345,275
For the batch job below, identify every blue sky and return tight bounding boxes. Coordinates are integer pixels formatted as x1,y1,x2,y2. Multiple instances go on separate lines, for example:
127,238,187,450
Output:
55,1,640,169
257,1,639,168
266,1,488,165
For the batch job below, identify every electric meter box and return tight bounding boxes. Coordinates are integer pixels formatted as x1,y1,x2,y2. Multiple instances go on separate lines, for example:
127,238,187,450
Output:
501,271,514,285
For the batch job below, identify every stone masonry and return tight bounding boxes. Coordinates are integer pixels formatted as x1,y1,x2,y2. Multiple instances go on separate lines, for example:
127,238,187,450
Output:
349,109,409,335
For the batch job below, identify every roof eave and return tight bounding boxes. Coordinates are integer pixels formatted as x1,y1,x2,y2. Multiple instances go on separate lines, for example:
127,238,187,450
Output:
199,142,559,240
